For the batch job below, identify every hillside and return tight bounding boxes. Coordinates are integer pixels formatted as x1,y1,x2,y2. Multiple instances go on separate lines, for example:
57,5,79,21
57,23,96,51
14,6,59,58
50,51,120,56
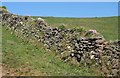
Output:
41,16,118,41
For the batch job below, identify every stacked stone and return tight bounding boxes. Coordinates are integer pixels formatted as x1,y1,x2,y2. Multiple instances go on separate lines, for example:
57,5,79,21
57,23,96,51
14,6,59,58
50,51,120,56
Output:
101,41,120,76
68,37,104,64
1,8,47,42
1,8,120,76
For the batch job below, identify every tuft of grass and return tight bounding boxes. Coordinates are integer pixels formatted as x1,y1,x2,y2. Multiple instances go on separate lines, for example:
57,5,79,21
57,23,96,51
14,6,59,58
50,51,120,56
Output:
2,26,100,76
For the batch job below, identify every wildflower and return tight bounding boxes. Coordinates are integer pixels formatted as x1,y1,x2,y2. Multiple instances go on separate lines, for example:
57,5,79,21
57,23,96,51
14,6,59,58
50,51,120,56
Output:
88,29,97,34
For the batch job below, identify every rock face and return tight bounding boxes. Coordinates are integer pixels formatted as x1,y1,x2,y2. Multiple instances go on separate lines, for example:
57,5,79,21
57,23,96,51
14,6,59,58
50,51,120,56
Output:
1,8,120,76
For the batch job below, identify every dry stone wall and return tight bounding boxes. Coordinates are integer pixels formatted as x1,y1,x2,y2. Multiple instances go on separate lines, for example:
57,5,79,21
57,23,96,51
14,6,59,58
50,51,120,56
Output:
1,8,120,76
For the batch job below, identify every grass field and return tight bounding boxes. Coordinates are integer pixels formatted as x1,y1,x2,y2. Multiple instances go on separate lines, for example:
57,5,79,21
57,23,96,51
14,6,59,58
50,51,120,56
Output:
2,26,100,76
42,16,118,41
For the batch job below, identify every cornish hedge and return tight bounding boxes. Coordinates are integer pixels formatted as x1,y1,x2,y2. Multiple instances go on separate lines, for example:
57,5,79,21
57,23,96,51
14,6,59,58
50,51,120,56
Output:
1,7,120,76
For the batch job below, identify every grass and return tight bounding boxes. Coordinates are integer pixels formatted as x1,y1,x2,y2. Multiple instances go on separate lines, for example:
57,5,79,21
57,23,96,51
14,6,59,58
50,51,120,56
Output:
41,16,118,41
2,26,99,76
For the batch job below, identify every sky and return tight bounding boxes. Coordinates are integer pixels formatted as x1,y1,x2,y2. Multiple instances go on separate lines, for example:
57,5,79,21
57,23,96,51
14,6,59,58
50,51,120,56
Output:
2,2,118,18
1,0,120,2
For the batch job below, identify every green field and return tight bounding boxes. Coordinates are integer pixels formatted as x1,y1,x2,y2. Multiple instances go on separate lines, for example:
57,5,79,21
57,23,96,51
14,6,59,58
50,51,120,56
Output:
2,16,118,76
42,16,118,41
